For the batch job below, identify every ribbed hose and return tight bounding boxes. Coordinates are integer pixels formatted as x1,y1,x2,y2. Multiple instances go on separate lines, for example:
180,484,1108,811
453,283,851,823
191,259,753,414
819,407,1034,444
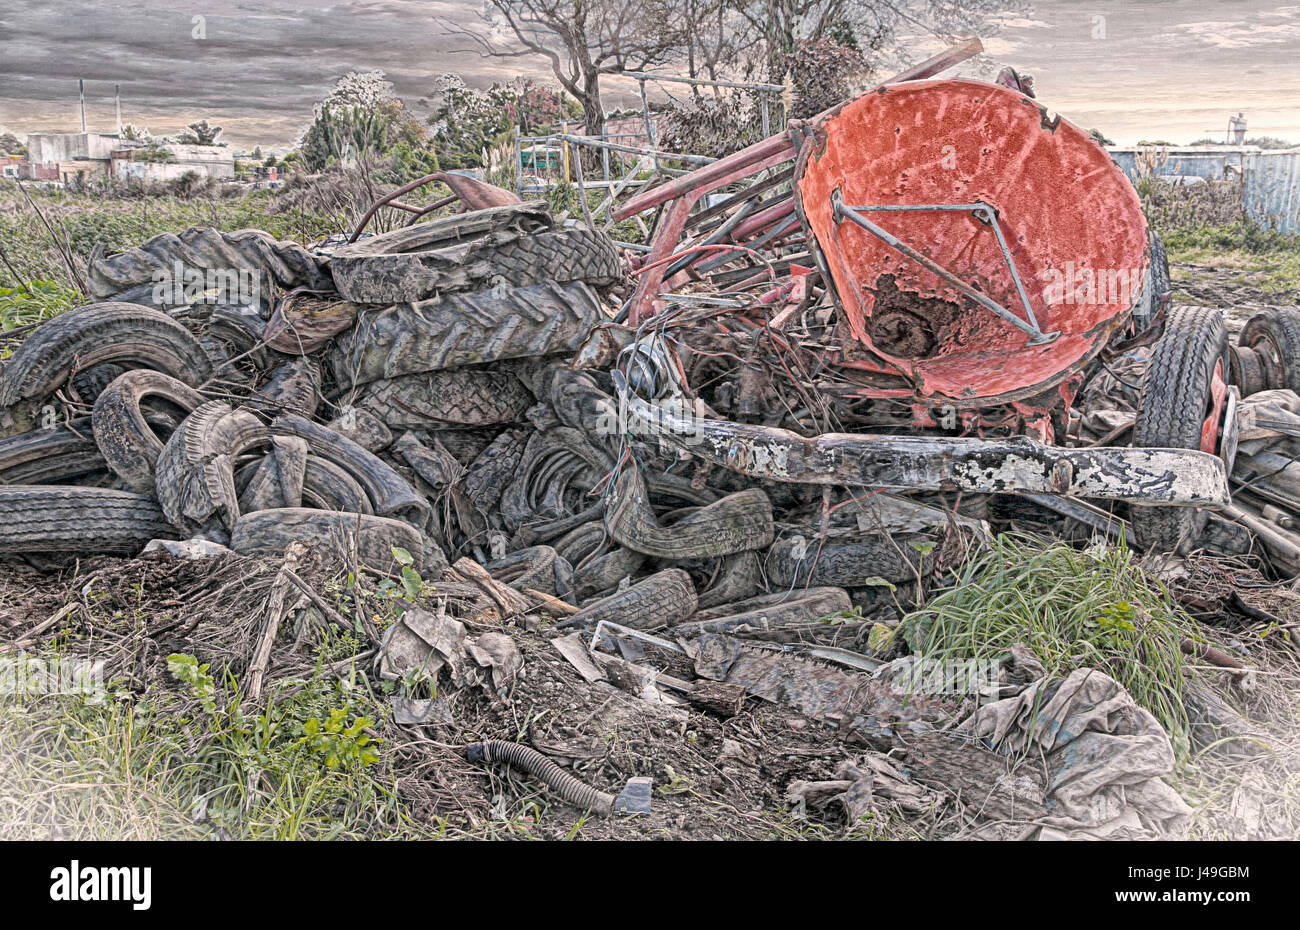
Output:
467,740,615,815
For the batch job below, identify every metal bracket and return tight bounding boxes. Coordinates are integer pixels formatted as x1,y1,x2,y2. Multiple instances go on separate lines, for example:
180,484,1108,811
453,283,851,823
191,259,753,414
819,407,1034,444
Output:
831,193,1060,346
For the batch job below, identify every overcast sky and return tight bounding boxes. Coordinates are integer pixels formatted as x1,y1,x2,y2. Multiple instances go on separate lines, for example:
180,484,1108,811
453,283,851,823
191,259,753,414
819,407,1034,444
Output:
0,0,1297,149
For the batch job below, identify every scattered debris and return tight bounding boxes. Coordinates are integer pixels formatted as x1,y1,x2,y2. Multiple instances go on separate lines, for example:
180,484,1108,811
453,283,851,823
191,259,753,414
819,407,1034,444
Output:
3,43,1298,840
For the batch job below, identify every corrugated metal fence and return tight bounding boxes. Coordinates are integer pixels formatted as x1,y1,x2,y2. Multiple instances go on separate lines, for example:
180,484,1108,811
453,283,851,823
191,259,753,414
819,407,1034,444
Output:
1243,150,1300,236
1108,145,1300,237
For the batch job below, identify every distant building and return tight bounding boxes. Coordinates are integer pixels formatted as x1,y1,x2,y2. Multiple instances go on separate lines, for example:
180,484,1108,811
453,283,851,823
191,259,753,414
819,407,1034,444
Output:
111,143,235,182
22,131,235,186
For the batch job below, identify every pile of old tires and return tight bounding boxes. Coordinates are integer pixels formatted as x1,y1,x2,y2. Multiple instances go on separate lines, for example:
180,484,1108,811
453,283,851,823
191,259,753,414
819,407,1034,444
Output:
0,201,926,640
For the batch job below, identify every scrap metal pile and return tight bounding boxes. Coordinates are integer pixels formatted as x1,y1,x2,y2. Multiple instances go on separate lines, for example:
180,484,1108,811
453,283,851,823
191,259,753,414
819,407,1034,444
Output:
1,41,1296,837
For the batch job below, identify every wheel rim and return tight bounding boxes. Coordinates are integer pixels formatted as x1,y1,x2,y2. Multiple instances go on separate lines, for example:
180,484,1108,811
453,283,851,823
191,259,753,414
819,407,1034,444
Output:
1201,357,1228,454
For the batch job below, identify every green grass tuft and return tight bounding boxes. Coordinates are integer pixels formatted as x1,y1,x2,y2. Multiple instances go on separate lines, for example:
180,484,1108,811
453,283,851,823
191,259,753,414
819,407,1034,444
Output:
899,535,1207,754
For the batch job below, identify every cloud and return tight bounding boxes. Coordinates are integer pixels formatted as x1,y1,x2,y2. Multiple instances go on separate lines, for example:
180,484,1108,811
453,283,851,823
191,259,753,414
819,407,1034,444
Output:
1169,19,1300,48
0,0,552,145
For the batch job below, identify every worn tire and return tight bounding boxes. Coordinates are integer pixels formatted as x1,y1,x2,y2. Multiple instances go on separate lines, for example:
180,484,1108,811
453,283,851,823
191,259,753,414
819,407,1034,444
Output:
572,546,646,600
674,587,853,641
271,413,430,528
229,507,424,572
1133,230,1171,333
767,535,922,586
694,550,763,610
608,466,774,559
1238,307,1300,393
87,227,331,307
356,368,533,430
0,419,104,484
564,568,697,632
154,401,271,538
0,302,214,407
1132,304,1229,554
485,545,571,597
328,281,605,389
0,486,176,554
302,456,374,514
329,203,620,303
253,356,321,418
92,370,205,494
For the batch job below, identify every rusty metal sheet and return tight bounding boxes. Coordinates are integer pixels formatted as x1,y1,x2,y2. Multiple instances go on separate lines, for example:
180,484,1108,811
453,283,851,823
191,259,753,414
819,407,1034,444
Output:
795,79,1149,406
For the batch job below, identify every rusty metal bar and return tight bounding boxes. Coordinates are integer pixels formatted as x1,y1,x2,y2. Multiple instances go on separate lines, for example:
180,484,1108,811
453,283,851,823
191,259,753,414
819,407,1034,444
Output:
833,197,1059,345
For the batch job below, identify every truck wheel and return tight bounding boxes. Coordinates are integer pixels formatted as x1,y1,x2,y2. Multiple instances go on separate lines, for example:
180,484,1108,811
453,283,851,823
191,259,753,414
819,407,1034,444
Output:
1132,305,1228,553
1237,307,1300,393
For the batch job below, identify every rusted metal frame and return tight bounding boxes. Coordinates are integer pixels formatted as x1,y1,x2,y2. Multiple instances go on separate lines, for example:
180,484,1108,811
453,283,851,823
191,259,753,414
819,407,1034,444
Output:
663,194,796,280
684,167,796,233
619,146,798,325
617,195,697,324
403,195,458,226
721,255,815,293
622,71,785,93
1022,493,1134,545
551,133,715,165
614,39,987,327
832,196,1060,345
697,214,801,273
614,376,1230,506
614,133,797,220
659,198,762,281
349,172,453,243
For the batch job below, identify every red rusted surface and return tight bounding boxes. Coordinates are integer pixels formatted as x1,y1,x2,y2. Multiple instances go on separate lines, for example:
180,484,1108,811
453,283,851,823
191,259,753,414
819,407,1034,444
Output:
795,78,1149,407
1202,359,1227,453
615,41,986,327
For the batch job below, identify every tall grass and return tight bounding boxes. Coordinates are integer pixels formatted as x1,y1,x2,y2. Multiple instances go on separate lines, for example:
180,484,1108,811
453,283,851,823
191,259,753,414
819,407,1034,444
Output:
899,535,1205,749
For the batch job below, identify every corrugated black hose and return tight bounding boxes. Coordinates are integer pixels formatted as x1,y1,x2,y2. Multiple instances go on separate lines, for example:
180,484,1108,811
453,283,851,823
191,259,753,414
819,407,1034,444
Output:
466,740,615,815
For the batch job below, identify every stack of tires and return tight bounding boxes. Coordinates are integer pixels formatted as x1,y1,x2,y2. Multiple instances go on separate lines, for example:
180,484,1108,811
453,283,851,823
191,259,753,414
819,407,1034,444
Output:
0,203,620,575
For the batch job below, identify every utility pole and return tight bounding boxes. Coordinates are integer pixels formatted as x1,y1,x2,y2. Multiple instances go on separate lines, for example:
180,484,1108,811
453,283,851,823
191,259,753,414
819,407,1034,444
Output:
115,84,122,136
79,79,86,133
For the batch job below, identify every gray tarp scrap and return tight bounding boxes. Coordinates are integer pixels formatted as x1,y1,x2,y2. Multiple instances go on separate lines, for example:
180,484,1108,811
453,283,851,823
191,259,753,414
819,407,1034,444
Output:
787,754,938,821
685,633,955,728
1235,388,1300,454
955,667,1193,839
378,606,523,698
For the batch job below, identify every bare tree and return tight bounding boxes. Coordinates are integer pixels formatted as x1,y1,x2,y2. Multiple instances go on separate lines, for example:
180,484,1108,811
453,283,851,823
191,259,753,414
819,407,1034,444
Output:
680,0,757,86
738,0,1029,84
442,0,689,136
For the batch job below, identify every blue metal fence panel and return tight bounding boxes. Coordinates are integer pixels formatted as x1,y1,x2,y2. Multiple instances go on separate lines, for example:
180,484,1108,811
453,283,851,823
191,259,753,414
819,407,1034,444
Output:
1107,146,1252,182
1244,150,1300,236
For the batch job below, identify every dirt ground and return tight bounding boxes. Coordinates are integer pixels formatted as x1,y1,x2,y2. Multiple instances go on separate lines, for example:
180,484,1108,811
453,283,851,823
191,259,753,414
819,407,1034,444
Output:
1172,261,1300,335
2,539,1297,841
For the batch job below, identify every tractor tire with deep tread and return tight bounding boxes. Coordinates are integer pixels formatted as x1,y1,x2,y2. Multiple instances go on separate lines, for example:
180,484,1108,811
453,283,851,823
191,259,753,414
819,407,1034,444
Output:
328,281,605,389
356,368,533,429
87,227,331,307
328,204,620,303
